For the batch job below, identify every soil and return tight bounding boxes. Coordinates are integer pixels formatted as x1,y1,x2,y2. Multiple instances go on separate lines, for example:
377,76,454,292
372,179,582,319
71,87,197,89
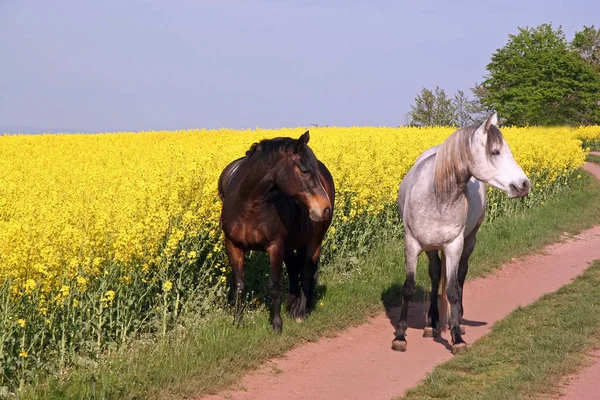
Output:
555,350,600,400
201,162,600,400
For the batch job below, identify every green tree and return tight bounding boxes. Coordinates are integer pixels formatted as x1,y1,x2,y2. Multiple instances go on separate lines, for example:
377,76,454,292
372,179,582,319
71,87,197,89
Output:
408,86,456,126
572,25,600,70
407,87,486,127
453,90,474,127
469,83,494,124
477,24,600,126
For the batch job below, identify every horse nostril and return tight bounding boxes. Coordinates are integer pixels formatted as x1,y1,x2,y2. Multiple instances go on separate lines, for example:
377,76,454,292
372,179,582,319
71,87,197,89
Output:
522,180,530,191
322,207,332,219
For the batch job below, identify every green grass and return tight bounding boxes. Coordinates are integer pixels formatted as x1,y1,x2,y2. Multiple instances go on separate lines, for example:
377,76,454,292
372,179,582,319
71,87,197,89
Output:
23,171,600,400
582,140,600,152
586,153,600,165
401,260,600,400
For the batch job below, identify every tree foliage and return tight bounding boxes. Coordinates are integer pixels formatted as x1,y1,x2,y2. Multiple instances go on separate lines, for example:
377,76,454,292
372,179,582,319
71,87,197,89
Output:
407,87,480,127
572,25,600,70
477,24,600,126
407,86,452,126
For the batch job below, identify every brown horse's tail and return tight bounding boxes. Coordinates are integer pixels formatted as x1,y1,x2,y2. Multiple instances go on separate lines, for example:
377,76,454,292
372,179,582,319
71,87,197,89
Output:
438,251,451,331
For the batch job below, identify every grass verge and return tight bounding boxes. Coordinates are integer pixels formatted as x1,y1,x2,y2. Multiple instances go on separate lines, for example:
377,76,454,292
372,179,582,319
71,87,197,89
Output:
401,260,600,400
25,171,600,400
586,153,600,165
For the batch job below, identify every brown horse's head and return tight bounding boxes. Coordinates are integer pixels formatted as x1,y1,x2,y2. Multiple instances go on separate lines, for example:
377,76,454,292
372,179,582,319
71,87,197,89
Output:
274,131,332,222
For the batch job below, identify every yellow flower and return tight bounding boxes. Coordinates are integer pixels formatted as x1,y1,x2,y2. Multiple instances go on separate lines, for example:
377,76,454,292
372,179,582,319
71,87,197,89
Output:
220,276,227,283
73,299,79,307
104,290,115,302
162,281,173,292
188,251,197,259
60,285,70,297
17,318,26,328
19,351,28,358
24,279,37,293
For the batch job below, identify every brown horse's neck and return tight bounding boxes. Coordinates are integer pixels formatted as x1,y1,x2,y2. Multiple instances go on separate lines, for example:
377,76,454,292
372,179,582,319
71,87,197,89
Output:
237,156,279,201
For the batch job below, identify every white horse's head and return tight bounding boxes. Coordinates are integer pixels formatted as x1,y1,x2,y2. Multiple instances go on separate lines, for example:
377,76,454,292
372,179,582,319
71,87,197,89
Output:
470,113,530,198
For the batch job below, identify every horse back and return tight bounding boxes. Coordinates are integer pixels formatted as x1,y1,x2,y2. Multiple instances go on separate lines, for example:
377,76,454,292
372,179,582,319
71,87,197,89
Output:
218,157,245,201
398,150,437,219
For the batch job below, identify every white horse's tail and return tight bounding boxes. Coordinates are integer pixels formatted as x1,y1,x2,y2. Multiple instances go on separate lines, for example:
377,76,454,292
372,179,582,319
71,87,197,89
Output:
438,251,451,331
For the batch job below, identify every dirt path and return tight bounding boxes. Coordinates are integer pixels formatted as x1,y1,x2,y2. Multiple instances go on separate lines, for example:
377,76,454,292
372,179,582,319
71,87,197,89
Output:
555,350,600,400
202,162,600,400
553,156,600,400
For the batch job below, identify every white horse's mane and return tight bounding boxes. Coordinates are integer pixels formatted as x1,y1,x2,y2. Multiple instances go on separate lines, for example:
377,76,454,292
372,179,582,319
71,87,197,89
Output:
434,124,504,201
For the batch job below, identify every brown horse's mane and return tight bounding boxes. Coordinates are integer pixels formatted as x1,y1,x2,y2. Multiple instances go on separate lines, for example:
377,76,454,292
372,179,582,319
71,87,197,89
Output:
245,137,316,169
434,123,504,201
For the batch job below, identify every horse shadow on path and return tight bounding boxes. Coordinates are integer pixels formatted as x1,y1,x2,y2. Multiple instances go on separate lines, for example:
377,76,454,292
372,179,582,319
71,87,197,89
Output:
381,283,486,352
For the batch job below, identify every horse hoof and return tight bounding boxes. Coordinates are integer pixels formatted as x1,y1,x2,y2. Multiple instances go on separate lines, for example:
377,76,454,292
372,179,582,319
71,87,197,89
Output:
423,327,440,338
295,317,304,323
272,321,283,334
460,325,466,335
392,340,407,352
452,342,468,355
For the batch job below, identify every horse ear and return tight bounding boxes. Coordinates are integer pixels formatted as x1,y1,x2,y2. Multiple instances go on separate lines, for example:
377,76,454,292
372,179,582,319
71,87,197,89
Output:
294,130,310,152
485,113,498,131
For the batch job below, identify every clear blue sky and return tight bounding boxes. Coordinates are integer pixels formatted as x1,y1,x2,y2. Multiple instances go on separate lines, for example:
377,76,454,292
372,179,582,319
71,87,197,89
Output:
0,0,597,133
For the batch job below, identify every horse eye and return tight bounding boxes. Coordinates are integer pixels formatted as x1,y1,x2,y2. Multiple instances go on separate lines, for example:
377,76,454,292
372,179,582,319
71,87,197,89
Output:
299,169,311,176
491,150,501,156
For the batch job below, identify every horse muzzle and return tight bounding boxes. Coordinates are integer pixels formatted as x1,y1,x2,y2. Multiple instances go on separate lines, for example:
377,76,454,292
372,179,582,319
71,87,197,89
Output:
309,206,332,222
508,178,531,198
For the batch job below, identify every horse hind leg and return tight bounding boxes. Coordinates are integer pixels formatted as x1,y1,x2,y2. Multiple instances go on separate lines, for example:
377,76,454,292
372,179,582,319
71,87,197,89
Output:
225,238,246,326
285,248,305,320
392,234,420,352
423,250,442,338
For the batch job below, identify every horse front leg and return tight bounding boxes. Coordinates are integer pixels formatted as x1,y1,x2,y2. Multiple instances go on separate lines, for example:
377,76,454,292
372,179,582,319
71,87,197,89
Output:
392,233,421,352
284,248,304,319
457,229,478,335
268,243,285,332
301,244,321,317
443,237,467,354
424,250,442,338
225,238,245,326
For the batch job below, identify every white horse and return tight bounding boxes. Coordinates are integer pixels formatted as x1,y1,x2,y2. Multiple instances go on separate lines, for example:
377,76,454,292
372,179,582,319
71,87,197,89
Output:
394,113,530,354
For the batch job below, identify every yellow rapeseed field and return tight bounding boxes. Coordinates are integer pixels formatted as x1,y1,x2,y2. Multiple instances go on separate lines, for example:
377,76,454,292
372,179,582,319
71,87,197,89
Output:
573,125,600,148
0,126,586,293
0,125,588,388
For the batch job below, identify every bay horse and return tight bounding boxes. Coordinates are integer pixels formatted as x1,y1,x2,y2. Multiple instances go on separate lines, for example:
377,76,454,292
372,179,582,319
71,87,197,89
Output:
394,113,530,354
218,131,335,332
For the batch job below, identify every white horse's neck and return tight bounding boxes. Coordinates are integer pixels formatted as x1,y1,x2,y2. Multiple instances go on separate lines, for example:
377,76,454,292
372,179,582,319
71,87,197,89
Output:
433,128,473,204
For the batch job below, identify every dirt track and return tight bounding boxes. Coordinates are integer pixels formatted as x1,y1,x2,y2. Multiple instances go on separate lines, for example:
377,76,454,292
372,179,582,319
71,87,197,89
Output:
202,161,600,400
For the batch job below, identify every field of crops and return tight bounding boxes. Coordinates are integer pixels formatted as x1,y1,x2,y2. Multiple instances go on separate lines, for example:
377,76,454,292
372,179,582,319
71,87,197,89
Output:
0,125,596,390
